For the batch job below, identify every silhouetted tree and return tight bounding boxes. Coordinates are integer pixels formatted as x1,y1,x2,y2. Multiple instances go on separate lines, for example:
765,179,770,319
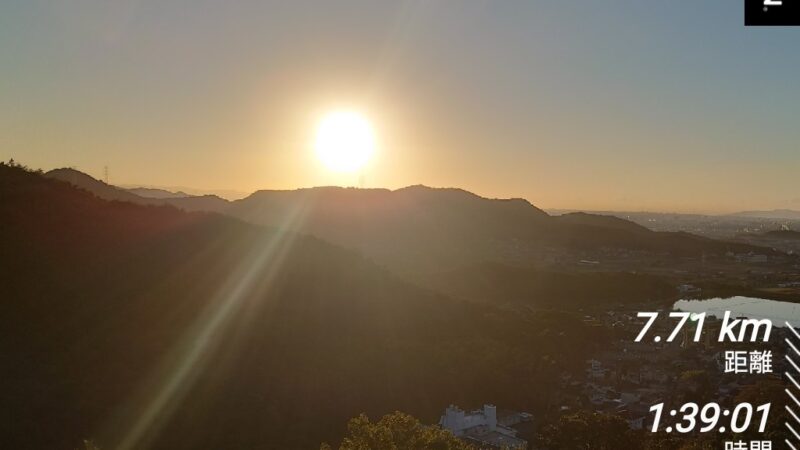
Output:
537,411,642,450
323,411,471,450
75,440,100,450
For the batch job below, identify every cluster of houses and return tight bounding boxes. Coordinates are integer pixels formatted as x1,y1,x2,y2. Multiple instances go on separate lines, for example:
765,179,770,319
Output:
438,307,789,448
565,308,788,430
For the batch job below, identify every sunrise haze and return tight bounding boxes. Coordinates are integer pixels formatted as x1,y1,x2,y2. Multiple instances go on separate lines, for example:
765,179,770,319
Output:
2,0,799,213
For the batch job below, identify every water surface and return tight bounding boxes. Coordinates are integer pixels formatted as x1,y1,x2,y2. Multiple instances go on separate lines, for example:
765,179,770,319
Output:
674,296,800,328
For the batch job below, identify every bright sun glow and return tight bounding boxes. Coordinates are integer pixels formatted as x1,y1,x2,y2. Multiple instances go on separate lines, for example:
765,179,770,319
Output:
314,110,376,173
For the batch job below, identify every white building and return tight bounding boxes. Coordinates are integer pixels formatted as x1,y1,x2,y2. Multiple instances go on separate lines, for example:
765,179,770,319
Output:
440,404,527,449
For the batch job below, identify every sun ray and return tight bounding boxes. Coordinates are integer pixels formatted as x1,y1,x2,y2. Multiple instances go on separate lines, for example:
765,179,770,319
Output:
108,203,311,450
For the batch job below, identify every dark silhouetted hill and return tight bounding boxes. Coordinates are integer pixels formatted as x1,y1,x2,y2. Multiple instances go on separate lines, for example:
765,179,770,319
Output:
161,193,229,212
45,168,773,275
225,185,554,272
46,167,150,204
553,212,650,234
0,164,605,450
421,262,675,306
763,229,800,239
46,168,229,213
127,187,191,199
227,186,768,273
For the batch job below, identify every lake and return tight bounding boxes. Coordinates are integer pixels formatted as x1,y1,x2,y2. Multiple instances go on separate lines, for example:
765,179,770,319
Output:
674,296,800,328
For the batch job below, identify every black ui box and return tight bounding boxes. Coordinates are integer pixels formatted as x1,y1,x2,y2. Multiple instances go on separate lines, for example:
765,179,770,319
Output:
746,0,800,25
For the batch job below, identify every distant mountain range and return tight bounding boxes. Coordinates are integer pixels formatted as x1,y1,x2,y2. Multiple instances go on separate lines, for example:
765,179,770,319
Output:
46,168,767,275
550,208,800,222
46,168,230,212
127,187,191,199
729,209,800,220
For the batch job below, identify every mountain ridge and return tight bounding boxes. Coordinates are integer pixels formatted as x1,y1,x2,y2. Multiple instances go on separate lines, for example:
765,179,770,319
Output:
45,167,777,274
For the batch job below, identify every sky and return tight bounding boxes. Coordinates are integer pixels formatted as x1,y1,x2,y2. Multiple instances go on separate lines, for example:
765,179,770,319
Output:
1,0,799,213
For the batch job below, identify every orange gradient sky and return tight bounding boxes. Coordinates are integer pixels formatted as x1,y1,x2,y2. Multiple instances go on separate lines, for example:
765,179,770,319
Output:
2,1,800,213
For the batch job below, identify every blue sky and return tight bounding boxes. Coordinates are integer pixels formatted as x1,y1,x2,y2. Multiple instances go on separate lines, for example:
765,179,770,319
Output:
1,0,798,212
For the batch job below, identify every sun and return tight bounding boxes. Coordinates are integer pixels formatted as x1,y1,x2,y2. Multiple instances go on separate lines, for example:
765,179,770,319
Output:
314,110,376,173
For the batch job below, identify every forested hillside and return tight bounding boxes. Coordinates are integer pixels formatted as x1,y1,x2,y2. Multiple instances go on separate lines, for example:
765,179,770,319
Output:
0,164,605,449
